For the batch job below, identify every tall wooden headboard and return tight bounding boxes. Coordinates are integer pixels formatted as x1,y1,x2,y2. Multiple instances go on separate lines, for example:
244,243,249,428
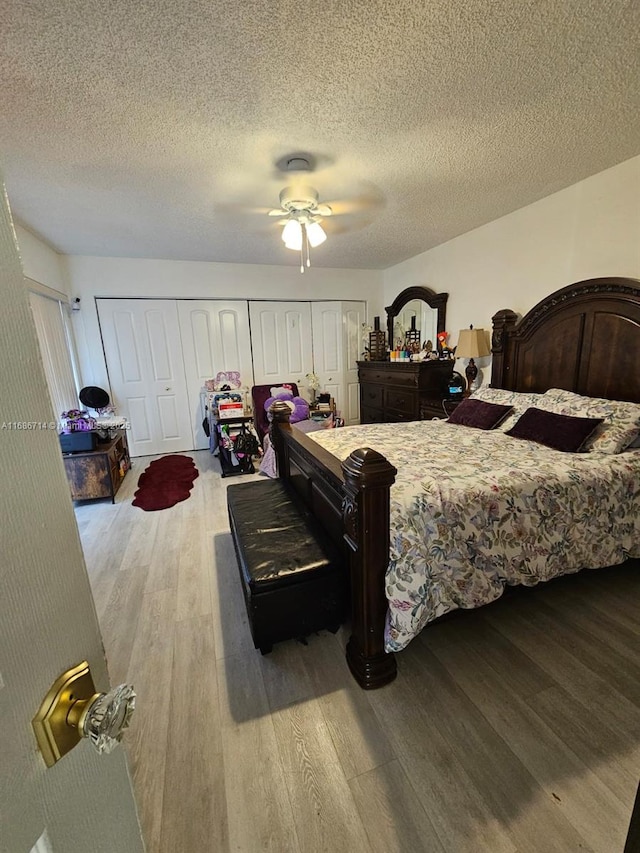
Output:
490,277,640,404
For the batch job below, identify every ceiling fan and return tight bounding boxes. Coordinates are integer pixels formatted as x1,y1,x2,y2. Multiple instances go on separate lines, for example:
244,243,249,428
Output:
267,157,334,273
218,153,383,272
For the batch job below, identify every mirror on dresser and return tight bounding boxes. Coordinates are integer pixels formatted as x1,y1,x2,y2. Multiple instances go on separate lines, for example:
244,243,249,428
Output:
390,299,438,350
386,286,448,351
357,286,452,424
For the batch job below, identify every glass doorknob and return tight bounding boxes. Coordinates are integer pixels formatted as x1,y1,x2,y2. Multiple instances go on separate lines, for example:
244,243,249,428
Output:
81,684,136,754
33,661,136,767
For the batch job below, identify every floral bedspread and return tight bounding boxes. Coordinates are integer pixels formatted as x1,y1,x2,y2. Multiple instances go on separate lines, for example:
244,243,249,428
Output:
308,421,640,652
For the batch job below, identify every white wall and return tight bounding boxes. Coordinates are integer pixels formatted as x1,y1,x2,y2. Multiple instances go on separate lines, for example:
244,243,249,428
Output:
384,155,640,356
65,255,384,390
14,223,70,296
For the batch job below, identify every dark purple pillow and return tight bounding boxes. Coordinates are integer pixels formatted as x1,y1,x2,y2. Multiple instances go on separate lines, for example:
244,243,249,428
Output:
505,407,603,452
447,397,513,430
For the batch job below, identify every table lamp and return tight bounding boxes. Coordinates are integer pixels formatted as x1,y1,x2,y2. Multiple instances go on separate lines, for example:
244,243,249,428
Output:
455,325,491,392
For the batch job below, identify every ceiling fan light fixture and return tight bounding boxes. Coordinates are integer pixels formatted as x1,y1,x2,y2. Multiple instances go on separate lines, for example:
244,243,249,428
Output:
306,221,326,248
271,174,332,272
282,218,302,249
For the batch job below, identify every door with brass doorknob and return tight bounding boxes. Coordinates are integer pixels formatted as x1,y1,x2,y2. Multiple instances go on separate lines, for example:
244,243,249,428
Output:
1,188,144,852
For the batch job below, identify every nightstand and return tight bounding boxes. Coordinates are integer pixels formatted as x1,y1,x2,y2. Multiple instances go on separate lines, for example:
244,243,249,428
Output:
420,398,463,420
442,398,463,417
309,398,336,421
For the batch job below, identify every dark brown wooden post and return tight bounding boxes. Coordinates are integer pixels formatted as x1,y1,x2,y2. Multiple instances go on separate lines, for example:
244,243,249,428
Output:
269,401,292,481
342,447,397,689
490,308,518,388
625,779,640,852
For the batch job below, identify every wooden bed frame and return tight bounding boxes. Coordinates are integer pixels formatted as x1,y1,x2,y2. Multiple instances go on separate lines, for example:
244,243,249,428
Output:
270,277,640,689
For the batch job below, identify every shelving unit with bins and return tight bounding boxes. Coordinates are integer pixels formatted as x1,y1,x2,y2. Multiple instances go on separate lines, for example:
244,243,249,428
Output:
212,414,257,478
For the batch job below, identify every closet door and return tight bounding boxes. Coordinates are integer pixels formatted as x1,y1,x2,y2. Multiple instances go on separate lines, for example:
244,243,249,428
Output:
178,300,253,450
97,299,192,457
343,301,366,424
311,301,365,425
249,301,313,390
311,302,343,409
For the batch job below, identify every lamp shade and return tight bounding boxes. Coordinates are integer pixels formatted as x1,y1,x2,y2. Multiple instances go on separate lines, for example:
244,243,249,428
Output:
455,327,490,359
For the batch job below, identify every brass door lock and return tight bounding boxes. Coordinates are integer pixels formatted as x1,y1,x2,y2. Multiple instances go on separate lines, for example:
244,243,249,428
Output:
32,660,136,768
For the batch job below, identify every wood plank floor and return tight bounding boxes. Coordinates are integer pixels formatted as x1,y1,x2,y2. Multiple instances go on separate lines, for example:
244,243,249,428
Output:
75,449,640,853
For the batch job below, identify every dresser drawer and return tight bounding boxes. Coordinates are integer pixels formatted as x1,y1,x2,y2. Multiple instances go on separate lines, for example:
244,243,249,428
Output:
385,409,418,423
384,387,417,416
360,405,386,424
360,383,383,409
359,368,418,389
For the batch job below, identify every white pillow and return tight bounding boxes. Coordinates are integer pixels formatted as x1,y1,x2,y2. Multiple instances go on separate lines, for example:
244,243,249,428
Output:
470,387,545,432
540,388,640,454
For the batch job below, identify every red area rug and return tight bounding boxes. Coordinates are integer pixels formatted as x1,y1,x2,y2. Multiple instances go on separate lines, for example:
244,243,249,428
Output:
132,454,199,511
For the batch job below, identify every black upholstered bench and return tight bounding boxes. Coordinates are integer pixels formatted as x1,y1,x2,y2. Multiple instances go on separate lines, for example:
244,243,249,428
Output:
227,478,348,654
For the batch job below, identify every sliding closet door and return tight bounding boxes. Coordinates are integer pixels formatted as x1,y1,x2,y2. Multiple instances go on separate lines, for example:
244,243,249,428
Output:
249,301,313,390
178,300,253,450
97,299,193,457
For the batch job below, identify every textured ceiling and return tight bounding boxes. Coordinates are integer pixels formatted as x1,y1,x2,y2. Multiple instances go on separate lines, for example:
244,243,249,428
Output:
1,0,639,270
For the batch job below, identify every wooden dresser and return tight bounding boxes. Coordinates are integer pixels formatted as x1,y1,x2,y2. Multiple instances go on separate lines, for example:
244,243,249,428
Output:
358,360,454,423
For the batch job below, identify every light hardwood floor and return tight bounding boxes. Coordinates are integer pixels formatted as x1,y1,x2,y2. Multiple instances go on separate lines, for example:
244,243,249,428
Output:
75,449,640,853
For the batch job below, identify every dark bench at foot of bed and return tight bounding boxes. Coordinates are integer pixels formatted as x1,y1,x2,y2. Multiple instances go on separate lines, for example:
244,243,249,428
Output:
227,478,349,654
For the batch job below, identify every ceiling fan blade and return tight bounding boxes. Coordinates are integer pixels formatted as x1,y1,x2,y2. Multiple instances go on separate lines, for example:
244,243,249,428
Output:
315,204,333,217
268,208,285,216
322,215,377,236
319,199,366,216
321,189,385,217
216,202,276,216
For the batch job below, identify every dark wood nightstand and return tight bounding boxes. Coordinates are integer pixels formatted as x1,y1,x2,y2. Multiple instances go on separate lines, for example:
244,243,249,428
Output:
443,398,463,417
420,397,463,420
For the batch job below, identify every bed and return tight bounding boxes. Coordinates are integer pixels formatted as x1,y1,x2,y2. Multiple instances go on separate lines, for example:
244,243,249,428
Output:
269,277,640,689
